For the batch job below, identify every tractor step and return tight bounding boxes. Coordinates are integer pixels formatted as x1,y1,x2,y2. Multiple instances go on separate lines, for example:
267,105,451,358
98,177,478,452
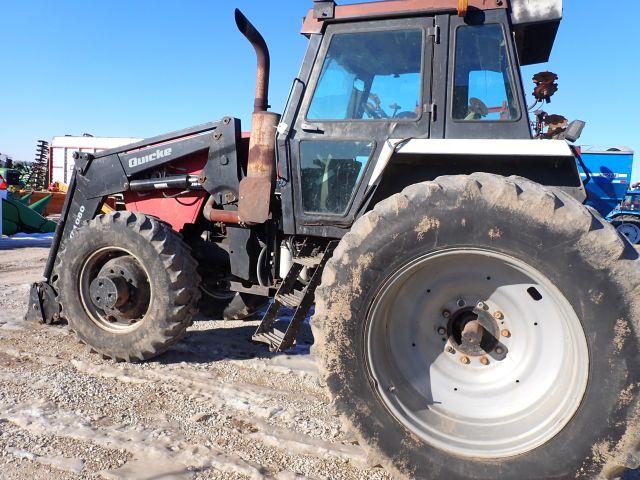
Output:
252,241,337,352
276,290,305,309
252,329,286,350
293,256,322,268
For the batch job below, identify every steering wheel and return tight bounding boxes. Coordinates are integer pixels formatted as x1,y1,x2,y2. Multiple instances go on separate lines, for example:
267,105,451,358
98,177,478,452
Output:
468,97,489,117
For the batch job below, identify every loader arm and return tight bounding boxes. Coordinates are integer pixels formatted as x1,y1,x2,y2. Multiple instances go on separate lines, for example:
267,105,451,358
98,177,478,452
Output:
27,117,246,325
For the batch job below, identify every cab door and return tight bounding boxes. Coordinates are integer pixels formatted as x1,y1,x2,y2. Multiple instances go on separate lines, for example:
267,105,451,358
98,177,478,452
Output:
284,17,435,238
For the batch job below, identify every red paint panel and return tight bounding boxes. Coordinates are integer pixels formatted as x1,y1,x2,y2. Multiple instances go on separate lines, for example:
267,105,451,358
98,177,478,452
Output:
123,151,208,232
124,191,207,232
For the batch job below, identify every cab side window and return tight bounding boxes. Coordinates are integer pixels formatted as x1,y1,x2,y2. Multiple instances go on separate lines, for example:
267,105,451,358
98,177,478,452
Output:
308,29,423,121
453,24,519,121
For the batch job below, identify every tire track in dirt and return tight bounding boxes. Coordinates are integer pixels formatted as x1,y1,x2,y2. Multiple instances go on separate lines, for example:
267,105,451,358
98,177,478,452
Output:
0,250,388,480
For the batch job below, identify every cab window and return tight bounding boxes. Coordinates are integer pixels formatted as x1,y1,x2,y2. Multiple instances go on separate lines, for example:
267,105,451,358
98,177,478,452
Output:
453,24,519,121
299,140,373,215
308,29,423,121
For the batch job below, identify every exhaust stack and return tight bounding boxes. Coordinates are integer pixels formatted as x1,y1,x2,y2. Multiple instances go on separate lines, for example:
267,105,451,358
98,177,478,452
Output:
234,9,281,225
234,9,270,113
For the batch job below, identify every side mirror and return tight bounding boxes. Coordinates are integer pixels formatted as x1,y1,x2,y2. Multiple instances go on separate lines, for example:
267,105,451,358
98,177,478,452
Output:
563,120,586,143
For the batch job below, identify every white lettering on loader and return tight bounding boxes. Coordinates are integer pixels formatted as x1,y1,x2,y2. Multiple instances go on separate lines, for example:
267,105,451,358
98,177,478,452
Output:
128,148,173,168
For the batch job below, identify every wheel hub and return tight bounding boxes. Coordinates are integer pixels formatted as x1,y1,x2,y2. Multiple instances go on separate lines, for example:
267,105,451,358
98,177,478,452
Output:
616,223,640,244
79,249,152,332
89,275,129,309
447,305,501,357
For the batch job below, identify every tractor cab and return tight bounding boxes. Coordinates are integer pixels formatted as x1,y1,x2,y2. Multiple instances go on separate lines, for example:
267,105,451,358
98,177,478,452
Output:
276,0,581,238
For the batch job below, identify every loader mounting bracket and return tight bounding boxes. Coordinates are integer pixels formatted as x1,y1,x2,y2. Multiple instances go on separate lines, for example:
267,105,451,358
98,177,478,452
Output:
24,282,60,325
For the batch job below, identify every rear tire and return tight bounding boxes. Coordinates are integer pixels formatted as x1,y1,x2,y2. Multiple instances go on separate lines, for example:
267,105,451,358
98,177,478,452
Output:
312,173,640,479
58,212,201,362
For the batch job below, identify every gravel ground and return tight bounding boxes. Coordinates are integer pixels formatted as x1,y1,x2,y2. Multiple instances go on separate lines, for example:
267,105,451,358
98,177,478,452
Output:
0,246,390,480
1,246,638,480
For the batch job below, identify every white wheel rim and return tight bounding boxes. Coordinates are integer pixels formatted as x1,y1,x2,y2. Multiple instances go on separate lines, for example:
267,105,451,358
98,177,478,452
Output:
366,248,589,459
616,223,640,244
79,247,153,334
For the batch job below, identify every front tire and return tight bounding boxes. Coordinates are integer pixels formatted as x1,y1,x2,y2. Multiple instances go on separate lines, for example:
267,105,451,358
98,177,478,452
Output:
58,212,201,362
312,174,640,479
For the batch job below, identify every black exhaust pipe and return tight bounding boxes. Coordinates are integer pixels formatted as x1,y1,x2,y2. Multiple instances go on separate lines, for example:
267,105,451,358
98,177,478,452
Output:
234,9,270,113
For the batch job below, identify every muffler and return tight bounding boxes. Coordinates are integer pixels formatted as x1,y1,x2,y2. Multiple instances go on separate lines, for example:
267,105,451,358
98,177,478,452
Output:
234,9,281,225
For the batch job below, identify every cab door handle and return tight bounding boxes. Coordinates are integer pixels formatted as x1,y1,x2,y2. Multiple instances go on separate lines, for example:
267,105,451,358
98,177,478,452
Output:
301,122,324,134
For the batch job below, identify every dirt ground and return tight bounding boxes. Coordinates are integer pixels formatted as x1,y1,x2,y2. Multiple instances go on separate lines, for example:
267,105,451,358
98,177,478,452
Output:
1,246,639,480
0,246,390,480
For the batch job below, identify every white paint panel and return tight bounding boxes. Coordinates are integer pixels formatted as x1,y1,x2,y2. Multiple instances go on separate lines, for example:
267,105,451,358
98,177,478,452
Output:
368,139,574,185
510,0,562,25
50,136,142,184
50,136,141,149
396,139,573,156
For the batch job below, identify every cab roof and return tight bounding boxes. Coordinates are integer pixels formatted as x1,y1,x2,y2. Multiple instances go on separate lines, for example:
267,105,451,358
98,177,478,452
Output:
302,0,562,65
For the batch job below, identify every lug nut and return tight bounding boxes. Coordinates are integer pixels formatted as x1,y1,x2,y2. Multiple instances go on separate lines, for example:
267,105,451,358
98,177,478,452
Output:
480,356,490,366
446,346,456,354
437,326,447,335
460,356,470,365
493,311,504,320
476,301,488,310
457,299,466,308
442,310,451,319
501,329,511,338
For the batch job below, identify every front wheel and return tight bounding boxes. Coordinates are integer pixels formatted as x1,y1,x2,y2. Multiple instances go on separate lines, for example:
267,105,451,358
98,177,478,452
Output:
57,212,201,362
312,174,640,479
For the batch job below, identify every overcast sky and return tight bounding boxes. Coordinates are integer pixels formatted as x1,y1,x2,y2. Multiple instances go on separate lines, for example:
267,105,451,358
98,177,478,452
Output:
0,0,638,179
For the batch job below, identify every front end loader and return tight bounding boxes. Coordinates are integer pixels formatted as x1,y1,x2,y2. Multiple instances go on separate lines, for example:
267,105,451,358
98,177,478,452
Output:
26,1,640,479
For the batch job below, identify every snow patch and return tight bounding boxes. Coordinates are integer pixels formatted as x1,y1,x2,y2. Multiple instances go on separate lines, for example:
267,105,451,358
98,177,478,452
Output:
249,418,371,468
6,447,85,474
0,401,267,480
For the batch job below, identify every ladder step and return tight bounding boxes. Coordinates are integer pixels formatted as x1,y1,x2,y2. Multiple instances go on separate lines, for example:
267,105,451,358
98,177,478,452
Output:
254,240,338,352
293,256,322,268
276,290,305,309
252,329,287,350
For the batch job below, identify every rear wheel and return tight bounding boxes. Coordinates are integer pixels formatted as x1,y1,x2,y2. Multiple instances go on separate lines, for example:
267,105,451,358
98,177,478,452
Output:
367,248,588,459
58,212,201,362
312,174,640,479
612,215,640,244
